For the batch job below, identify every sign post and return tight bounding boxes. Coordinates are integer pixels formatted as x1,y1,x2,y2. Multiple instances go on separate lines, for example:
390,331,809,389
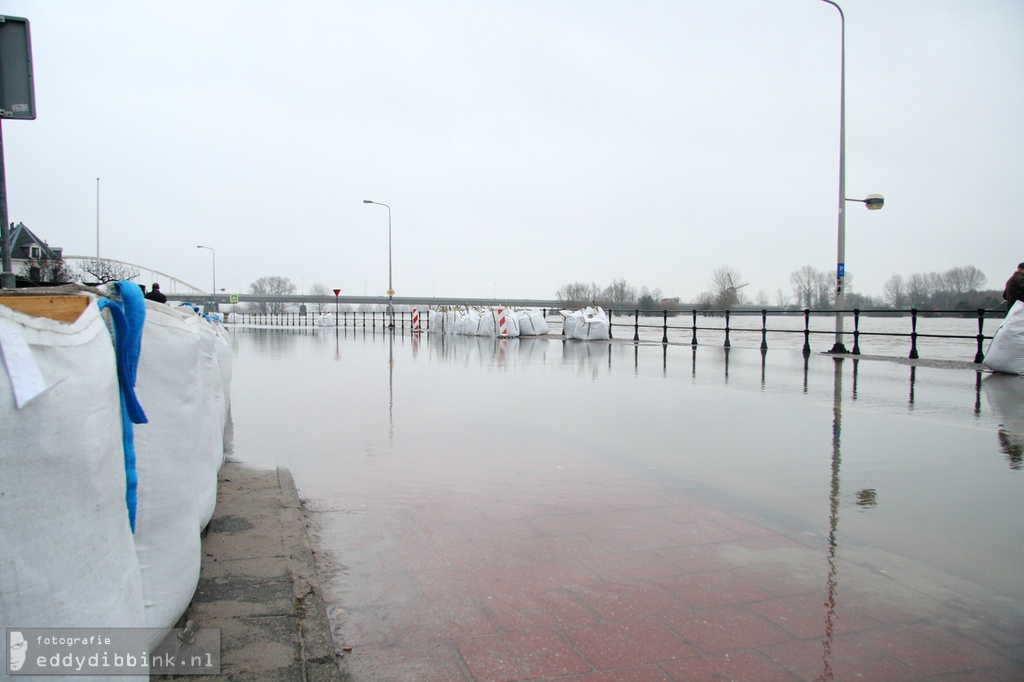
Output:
0,15,36,289
333,288,341,326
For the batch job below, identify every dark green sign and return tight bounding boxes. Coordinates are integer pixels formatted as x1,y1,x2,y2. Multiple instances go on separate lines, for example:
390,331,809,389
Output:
0,16,35,120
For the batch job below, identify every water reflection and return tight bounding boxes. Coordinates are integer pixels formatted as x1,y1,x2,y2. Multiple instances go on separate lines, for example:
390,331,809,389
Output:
823,358,844,681
229,329,1021,591
226,329,1024,678
984,374,1024,470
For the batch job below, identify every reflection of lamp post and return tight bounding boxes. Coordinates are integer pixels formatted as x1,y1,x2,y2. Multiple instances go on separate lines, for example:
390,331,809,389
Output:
363,200,394,328
820,0,884,353
196,245,216,309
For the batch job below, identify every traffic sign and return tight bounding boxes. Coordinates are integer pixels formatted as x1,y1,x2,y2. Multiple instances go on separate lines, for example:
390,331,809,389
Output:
387,289,395,296
333,289,341,296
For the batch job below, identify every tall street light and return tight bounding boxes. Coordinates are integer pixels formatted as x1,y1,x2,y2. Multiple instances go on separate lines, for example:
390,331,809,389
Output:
363,200,394,328
820,0,883,353
196,245,216,310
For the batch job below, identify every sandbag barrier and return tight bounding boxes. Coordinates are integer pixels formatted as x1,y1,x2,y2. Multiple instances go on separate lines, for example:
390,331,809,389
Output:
0,284,233,639
426,306,552,338
227,307,556,337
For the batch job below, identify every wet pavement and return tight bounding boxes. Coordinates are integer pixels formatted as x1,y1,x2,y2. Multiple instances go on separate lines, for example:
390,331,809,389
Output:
308,441,1023,681
228,329,1024,681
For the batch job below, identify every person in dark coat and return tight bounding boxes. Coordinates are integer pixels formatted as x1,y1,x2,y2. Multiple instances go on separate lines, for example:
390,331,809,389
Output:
1003,263,1024,308
145,282,168,303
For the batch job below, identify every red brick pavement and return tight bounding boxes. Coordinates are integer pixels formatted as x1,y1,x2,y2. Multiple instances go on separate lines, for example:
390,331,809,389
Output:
314,455,1024,681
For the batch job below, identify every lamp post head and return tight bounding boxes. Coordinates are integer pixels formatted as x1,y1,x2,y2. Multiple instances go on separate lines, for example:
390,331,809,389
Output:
864,194,884,210
363,199,373,204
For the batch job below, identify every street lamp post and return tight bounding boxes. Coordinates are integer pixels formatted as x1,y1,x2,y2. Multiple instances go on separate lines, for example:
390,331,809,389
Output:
196,245,216,311
363,200,394,328
820,0,883,353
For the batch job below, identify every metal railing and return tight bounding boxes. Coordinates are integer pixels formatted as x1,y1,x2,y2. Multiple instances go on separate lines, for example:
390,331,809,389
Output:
606,307,999,363
224,306,1004,363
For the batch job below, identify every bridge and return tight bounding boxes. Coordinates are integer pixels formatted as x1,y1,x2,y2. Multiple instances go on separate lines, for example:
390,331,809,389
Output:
165,294,564,310
63,256,563,309
63,255,206,295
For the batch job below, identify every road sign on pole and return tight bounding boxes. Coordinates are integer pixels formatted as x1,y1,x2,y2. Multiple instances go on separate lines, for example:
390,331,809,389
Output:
0,15,35,289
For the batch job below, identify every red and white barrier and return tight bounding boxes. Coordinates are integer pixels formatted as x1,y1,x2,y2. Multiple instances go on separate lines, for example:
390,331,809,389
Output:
412,307,421,332
496,308,509,337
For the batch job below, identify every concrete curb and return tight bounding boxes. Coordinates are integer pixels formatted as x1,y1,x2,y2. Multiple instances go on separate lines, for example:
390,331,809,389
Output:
158,462,343,681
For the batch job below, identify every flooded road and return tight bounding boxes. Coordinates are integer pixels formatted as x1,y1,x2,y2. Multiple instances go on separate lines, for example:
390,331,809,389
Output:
228,327,1024,680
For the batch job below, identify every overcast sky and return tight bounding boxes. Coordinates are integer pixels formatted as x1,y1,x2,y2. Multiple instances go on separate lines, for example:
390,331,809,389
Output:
2,0,1021,302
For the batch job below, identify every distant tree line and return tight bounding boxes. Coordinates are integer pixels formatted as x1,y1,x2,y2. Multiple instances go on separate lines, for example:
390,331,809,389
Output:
555,263,1003,313
556,279,667,310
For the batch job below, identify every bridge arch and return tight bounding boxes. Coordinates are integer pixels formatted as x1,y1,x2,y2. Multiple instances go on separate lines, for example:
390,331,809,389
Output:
63,255,206,295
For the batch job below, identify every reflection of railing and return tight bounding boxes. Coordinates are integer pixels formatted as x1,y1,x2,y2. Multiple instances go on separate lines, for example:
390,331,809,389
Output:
607,307,1001,363
227,310,425,328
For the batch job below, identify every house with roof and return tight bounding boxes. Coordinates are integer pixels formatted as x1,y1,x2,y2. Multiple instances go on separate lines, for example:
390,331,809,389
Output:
7,222,71,285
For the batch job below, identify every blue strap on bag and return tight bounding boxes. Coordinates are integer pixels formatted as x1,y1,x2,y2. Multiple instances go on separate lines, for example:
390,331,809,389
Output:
98,281,148,532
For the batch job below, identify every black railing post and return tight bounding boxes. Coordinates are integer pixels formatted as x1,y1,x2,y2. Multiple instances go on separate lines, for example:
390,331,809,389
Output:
608,308,614,339
723,310,731,348
691,309,698,346
909,307,920,359
970,307,987,360
975,308,985,363
802,309,811,356
662,310,668,344
760,309,768,351
633,309,640,341
852,309,861,355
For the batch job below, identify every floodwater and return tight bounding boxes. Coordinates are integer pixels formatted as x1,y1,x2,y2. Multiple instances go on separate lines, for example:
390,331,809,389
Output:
228,326,1024,681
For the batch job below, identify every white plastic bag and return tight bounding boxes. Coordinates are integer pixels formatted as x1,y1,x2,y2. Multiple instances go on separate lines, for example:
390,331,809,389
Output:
476,308,496,336
561,307,610,340
133,301,203,628
0,296,147,633
560,310,584,338
518,309,550,336
984,301,1024,375
454,308,480,335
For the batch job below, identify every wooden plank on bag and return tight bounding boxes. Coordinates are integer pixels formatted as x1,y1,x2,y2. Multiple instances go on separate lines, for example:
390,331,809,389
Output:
0,294,90,323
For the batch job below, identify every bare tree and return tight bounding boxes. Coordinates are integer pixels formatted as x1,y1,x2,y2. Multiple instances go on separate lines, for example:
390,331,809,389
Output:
944,265,987,296
694,290,716,311
308,282,330,313
637,286,663,311
790,265,826,309
906,273,931,307
19,256,77,285
601,278,638,308
707,266,748,309
882,274,907,309
250,276,296,314
556,281,601,308
78,258,140,285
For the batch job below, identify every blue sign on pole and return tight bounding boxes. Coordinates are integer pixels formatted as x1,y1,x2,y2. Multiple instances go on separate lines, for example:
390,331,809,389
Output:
837,263,845,278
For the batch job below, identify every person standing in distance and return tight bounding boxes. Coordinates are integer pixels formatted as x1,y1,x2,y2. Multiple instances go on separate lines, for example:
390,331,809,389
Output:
145,282,168,303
